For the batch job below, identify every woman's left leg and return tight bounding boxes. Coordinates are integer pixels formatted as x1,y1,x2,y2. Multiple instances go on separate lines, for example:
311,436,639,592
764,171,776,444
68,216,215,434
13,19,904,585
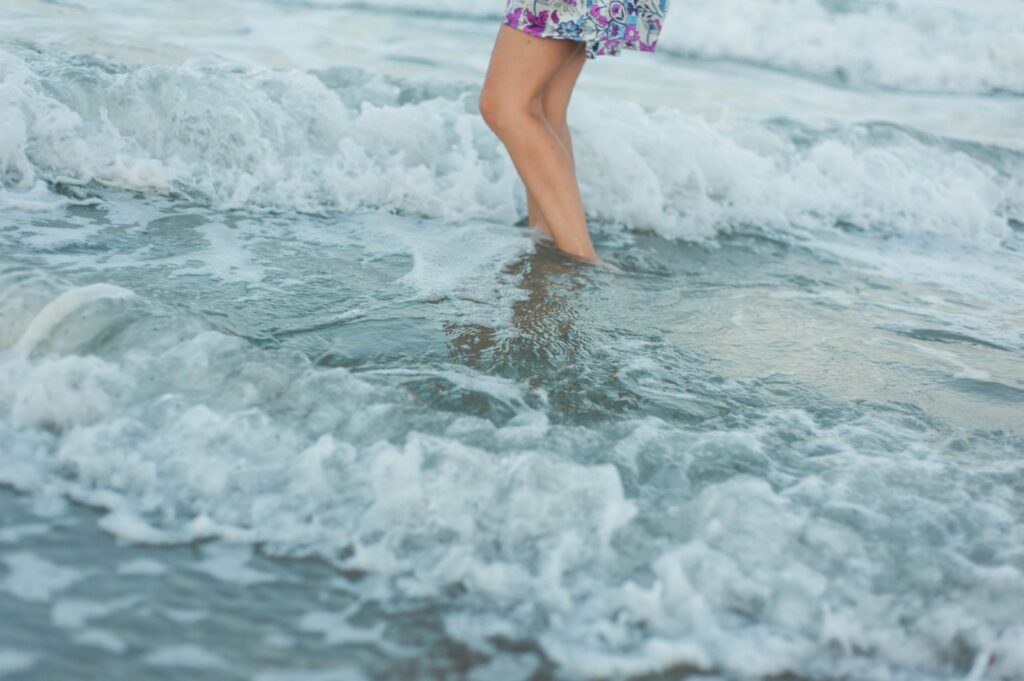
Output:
527,46,588,239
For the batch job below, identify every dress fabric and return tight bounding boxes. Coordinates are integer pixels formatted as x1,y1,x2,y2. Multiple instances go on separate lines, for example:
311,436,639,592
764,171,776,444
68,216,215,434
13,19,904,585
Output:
501,0,669,59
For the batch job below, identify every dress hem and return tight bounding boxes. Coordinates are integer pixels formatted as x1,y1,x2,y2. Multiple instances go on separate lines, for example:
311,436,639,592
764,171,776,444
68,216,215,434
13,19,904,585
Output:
500,1,665,60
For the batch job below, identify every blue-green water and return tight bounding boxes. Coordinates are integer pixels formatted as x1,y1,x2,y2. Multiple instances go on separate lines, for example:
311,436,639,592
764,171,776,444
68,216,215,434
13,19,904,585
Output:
1,1,1023,680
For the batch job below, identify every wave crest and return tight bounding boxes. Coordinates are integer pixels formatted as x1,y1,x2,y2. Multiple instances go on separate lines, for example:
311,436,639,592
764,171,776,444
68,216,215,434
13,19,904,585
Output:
1,48,1021,247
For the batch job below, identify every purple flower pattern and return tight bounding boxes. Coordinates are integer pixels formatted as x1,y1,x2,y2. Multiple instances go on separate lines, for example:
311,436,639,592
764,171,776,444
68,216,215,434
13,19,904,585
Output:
502,0,668,59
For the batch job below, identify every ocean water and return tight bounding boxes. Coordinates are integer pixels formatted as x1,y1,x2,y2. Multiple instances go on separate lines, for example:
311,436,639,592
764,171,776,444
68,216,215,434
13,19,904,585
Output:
1,0,1023,679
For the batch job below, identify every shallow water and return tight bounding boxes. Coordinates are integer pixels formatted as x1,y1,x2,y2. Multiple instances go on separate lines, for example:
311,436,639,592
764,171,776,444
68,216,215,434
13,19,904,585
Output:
1,1,1023,680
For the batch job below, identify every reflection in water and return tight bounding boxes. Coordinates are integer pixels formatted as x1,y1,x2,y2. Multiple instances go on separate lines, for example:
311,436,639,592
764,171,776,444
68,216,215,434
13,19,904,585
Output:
445,246,584,372
442,246,647,424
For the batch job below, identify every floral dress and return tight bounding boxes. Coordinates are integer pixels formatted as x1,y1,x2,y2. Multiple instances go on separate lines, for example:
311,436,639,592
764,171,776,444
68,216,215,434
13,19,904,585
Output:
502,0,669,59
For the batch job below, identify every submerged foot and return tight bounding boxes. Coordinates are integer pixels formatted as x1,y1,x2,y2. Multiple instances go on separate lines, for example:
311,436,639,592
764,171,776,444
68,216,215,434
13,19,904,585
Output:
532,237,619,271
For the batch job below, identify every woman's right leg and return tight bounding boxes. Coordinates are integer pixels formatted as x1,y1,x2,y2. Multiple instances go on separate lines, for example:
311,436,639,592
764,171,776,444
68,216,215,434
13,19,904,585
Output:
479,25,598,262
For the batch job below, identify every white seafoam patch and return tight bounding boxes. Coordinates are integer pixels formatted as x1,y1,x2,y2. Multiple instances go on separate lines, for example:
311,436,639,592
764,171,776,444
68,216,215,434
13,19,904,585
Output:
162,608,209,625
161,222,268,285
142,644,228,669
116,558,168,576
71,629,128,655
51,596,139,629
805,234,1024,352
193,543,277,585
0,552,85,602
298,610,403,652
466,653,540,681
252,667,368,681
0,523,48,543
51,597,138,655
0,649,35,678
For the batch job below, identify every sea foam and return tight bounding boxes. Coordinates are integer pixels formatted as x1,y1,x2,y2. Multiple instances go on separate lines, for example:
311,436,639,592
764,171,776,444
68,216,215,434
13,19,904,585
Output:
308,0,1024,93
657,0,1024,94
1,265,1022,680
1,48,1019,250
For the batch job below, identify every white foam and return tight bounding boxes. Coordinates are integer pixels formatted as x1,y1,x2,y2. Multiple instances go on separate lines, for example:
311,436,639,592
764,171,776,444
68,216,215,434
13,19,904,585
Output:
0,523,48,542
0,552,85,602
1,49,1018,250
161,608,209,624
253,667,368,681
261,632,296,649
1,270,1022,680
656,0,1024,94
805,234,1024,351
990,626,1024,679
0,650,35,678
116,558,168,576
299,611,385,646
98,509,177,544
442,611,520,653
163,222,267,285
142,644,227,669
193,543,276,585
72,629,128,654
291,0,1024,93
1,355,131,430
51,596,138,628
466,653,540,681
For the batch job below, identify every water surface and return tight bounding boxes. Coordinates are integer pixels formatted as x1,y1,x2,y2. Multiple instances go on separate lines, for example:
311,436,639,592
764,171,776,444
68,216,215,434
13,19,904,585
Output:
1,1,1023,679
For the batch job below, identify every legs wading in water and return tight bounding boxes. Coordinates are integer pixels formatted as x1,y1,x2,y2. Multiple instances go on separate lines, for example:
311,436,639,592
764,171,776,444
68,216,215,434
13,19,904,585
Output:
479,25,598,262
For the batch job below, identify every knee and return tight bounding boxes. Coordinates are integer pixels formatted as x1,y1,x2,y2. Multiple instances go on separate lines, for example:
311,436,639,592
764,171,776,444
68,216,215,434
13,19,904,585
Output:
478,87,541,136
478,87,503,132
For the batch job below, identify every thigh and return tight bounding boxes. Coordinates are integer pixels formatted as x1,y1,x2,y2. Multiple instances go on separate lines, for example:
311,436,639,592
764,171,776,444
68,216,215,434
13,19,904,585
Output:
482,24,583,106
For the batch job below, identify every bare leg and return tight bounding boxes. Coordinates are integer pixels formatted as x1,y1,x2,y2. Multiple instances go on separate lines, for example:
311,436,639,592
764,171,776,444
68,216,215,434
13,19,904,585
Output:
479,26,598,262
527,47,587,239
